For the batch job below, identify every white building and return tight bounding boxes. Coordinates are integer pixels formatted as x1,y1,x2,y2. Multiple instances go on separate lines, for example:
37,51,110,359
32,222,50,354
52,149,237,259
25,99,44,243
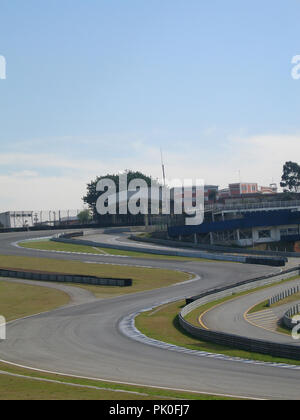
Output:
0,211,34,228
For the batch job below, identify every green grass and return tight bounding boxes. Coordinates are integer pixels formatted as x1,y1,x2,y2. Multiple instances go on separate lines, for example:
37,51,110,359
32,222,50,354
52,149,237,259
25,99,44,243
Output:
19,240,107,255
0,255,191,298
0,280,70,321
271,292,300,308
0,374,157,400
19,240,216,262
0,257,236,400
186,275,300,326
0,362,237,400
276,323,292,335
135,279,300,366
248,293,300,315
247,300,269,314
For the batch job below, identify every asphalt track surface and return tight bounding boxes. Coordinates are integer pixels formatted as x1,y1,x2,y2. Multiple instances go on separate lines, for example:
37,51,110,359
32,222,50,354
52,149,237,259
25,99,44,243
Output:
202,279,300,344
1,229,300,399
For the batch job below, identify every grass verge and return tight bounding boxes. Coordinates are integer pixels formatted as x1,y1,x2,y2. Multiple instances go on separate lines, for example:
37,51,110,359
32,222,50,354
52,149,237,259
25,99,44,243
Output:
0,362,237,400
247,300,269,314
187,275,300,327
247,293,300,315
0,255,191,298
276,323,292,335
0,280,70,321
19,240,216,262
19,240,107,255
135,278,300,366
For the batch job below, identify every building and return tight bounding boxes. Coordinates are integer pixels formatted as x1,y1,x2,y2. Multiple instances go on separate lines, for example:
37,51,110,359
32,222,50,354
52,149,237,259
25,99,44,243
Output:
171,185,218,206
218,188,230,200
0,210,83,228
260,183,278,194
229,183,258,196
169,191,300,248
0,211,34,228
204,185,219,204
169,208,300,247
216,183,277,203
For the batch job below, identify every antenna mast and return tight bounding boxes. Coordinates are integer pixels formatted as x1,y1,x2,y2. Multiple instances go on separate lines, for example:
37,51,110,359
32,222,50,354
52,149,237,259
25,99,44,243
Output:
160,148,166,188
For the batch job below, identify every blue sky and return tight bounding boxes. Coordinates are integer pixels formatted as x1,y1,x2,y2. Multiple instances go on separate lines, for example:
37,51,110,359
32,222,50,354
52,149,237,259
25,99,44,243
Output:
0,0,300,210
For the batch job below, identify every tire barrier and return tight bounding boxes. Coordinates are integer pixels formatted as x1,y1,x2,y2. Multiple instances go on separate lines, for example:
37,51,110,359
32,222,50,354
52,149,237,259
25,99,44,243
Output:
180,269,300,360
52,236,286,266
269,286,300,307
245,256,286,267
58,231,84,239
0,268,132,287
186,266,300,305
282,306,300,330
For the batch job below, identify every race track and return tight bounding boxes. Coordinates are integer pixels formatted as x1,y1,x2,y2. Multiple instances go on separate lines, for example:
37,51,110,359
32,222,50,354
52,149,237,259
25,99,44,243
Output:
202,278,300,344
0,229,300,400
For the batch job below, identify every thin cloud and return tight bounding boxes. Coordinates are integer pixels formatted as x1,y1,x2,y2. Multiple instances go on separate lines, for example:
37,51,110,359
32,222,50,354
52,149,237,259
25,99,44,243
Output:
0,133,296,211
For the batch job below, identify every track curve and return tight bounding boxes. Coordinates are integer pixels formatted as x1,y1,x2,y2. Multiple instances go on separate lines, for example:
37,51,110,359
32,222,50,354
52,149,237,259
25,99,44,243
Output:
0,229,300,399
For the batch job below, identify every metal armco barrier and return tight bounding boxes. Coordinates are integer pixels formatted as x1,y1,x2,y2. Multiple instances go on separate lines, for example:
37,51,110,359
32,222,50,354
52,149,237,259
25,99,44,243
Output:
186,266,300,305
53,236,286,266
52,237,247,263
130,235,299,259
0,268,132,287
269,286,300,306
178,315,300,360
180,268,300,360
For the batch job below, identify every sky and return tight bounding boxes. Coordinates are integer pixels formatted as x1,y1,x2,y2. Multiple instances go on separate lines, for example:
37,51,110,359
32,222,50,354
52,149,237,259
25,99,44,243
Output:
0,0,300,211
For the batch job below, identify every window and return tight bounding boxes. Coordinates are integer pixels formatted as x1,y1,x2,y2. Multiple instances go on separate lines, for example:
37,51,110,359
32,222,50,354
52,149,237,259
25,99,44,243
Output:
258,230,271,239
239,229,253,239
288,228,298,235
280,228,299,236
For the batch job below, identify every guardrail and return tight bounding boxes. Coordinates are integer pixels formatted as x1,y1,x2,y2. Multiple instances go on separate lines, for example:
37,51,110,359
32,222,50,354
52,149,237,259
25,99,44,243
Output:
185,267,300,305
130,234,299,259
0,268,132,287
52,236,247,263
129,236,287,266
52,236,285,266
179,268,300,360
269,286,300,307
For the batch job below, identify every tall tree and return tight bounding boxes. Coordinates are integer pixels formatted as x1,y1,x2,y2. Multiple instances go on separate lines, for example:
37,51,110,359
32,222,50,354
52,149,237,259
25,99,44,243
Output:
280,161,300,193
77,209,92,224
83,170,159,220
